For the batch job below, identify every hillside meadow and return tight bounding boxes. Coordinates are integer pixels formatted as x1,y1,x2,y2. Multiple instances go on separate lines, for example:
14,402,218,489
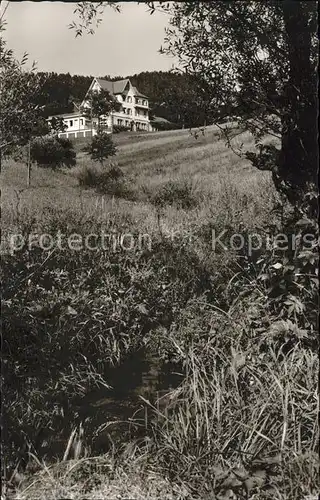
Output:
1,125,276,242
1,126,318,499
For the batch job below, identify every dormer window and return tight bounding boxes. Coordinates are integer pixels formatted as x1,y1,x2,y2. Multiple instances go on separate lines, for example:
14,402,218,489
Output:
127,96,132,103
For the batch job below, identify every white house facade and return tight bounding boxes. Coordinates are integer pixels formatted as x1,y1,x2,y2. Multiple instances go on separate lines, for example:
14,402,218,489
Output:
50,78,152,139
48,112,94,140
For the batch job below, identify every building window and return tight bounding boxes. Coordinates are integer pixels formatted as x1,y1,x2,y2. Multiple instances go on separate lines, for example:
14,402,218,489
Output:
127,96,132,103
69,120,73,127
123,107,126,114
80,119,83,126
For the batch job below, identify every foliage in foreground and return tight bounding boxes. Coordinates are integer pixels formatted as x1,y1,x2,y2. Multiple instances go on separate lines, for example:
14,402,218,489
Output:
2,201,318,498
2,210,212,474
142,242,318,498
6,265,319,499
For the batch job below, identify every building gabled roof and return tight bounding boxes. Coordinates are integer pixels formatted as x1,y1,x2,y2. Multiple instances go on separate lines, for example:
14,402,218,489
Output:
95,78,148,99
96,78,130,95
132,86,148,99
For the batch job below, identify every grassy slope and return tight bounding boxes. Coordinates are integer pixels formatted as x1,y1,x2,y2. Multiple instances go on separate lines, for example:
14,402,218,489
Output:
1,125,275,249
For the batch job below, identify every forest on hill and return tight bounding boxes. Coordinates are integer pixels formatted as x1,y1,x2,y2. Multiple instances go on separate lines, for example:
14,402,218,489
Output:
37,70,229,128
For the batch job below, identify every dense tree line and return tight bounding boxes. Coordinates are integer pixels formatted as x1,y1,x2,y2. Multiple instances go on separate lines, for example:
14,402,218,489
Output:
36,72,93,116
36,70,221,128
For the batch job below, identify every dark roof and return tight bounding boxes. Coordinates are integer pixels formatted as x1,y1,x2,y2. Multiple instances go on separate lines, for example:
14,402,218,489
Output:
96,78,148,98
132,86,148,99
96,78,130,95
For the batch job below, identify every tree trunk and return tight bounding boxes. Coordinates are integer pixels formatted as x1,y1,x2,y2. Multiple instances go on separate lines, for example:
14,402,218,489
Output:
279,1,318,213
27,141,31,187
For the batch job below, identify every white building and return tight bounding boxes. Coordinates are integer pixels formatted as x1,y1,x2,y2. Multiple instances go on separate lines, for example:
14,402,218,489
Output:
50,77,152,139
48,112,93,140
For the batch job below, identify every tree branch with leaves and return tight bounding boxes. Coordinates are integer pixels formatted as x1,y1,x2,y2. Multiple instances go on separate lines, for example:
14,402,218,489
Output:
154,1,318,216
0,22,47,169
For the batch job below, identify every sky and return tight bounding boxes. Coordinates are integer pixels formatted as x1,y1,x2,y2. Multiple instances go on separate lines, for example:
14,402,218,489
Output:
2,1,177,76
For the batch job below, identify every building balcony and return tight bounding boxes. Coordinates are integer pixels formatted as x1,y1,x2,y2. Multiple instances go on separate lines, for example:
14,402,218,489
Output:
134,101,149,108
118,109,133,117
134,113,149,119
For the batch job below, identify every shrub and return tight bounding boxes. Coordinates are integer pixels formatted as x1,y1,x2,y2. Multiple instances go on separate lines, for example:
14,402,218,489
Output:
113,125,131,134
82,132,117,165
150,179,199,210
77,163,103,188
30,136,76,169
77,163,135,200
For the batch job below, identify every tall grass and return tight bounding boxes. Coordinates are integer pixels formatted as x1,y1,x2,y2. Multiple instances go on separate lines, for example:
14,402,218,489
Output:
141,297,318,499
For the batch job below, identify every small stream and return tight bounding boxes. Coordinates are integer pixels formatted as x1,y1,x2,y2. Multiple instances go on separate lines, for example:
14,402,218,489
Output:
39,349,183,460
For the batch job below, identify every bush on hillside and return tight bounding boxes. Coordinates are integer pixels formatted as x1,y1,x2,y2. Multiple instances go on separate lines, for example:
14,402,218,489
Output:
30,136,76,169
150,179,199,210
82,131,117,165
77,163,135,200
